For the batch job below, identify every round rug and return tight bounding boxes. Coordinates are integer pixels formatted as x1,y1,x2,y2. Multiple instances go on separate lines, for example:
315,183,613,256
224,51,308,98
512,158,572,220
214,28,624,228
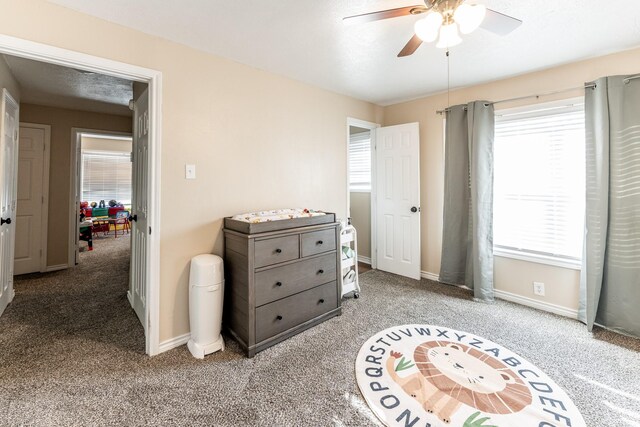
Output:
355,325,586,427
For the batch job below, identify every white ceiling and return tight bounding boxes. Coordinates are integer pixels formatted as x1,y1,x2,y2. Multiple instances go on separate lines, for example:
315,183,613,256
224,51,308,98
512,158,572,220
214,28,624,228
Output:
3,55,132,116
48,0,640,106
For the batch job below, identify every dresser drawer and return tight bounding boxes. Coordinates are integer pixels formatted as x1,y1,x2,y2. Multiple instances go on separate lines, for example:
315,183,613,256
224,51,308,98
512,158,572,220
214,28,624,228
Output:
254,235,299,268
255,281,337,343
301,228,336,257
254,252,337,306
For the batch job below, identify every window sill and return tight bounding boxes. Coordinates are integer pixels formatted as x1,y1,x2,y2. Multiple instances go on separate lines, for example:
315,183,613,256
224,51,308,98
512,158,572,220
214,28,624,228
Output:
493,248,582,271
349,189,371,193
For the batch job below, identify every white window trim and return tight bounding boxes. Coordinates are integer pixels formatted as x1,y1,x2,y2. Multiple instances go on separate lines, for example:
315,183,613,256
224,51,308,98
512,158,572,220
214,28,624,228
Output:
493,97,585,270
493,247,582,270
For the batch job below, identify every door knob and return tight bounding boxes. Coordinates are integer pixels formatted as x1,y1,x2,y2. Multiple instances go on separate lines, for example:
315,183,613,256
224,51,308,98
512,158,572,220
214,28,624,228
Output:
1,217,11,226
410,206,419,213
130,214,138,222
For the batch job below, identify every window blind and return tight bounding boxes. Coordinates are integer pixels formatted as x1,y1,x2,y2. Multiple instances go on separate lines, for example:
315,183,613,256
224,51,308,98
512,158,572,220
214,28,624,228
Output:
349,132,372,191
494,104,585,261
81,150,132,205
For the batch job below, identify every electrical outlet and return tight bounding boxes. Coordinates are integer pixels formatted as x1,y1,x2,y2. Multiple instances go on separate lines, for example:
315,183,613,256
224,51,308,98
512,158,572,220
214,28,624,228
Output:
533,281,545,296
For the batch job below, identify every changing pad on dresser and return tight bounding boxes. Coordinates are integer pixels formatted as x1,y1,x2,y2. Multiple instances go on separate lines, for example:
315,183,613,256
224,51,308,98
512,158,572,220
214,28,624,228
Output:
225,208,336,234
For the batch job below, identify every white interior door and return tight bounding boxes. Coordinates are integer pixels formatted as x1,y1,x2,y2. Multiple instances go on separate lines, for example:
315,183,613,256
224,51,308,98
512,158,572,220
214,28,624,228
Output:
14,125,47,275
375,122,421,280
129,88,149,331
0,89,20,317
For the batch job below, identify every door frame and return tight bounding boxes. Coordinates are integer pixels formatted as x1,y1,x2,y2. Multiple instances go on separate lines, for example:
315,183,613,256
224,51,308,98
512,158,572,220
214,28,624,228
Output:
18,122,51,273
0,34,163,356
346,118,380,269
69,128,133,268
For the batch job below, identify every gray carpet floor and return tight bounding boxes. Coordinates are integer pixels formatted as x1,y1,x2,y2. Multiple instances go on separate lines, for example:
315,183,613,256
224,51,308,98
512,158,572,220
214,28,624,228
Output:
1,235,639,426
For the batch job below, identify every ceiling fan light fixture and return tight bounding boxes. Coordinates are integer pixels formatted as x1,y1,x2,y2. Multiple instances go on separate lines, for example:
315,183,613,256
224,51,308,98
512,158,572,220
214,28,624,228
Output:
414,11,442,42
454,3,487,34
436,22,462,49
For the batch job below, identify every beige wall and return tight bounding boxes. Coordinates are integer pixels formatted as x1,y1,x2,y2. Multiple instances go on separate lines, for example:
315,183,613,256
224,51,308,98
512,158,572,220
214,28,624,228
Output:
0,0,381,342
349,192,371,259
0,55,20,101
6,0,634,341
20,104,132,267
81,136,132,153
383,46,640,312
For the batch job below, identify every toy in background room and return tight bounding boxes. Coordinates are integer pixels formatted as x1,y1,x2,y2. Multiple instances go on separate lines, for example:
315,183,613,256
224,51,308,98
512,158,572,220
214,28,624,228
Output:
90,201,97,208
98,200,106,208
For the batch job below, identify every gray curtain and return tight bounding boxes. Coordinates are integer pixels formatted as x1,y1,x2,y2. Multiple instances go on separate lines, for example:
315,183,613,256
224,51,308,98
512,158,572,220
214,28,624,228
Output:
440,101,495,301
579,76,640,337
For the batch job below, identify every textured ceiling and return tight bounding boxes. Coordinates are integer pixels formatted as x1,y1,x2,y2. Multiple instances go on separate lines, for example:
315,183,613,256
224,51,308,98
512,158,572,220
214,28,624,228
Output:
47,0,640,106
3,55,133,116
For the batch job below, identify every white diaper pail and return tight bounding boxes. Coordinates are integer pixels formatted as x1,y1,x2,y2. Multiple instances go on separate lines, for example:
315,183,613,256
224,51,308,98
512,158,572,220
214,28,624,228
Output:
187,254,225,358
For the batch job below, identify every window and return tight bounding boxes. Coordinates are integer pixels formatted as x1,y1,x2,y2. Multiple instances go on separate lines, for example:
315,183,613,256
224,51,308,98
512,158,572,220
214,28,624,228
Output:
349,132,372,191
493,102,585,267
82,150,132,205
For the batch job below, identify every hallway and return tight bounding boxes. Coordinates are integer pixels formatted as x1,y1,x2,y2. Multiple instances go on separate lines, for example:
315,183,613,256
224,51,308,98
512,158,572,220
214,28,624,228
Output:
0,234,144,408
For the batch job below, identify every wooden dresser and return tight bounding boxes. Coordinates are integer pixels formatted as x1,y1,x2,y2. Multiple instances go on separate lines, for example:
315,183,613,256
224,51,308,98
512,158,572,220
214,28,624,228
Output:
223,219,341,357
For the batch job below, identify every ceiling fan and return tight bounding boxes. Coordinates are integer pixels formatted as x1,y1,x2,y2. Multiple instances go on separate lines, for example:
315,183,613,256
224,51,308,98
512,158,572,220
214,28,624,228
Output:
344,0,522,57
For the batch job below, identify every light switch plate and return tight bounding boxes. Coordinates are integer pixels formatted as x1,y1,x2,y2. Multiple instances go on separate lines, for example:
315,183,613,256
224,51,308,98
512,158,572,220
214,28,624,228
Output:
185,164,196,179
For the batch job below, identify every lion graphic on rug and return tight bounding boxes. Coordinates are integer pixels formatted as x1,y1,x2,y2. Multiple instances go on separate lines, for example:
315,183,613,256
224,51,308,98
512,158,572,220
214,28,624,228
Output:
387,341,532,424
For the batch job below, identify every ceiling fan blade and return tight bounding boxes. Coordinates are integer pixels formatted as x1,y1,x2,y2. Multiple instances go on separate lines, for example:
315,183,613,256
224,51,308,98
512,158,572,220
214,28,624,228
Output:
398,34,423,57
480,8,522,36
344,5,427,25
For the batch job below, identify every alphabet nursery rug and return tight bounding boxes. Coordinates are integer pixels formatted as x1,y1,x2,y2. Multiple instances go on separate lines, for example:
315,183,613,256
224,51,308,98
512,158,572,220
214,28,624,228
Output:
355,325,586,427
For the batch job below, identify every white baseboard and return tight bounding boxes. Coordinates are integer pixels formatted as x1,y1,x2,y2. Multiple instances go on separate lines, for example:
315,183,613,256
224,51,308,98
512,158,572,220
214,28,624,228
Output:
493,289,578,319
158,332,191,354
420,271,440,281
358,255,371,265
45,264,68,272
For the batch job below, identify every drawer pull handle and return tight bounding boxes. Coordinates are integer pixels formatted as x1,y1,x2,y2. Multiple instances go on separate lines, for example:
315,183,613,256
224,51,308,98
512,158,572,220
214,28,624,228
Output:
276,315,283,321
275,281,282,287
317,240,323,245
319,299,325,304
275,248,282,254
317,269,324,274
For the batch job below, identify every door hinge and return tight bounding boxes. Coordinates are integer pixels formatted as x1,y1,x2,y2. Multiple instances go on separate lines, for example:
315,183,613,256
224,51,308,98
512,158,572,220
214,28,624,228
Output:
148,226,152,235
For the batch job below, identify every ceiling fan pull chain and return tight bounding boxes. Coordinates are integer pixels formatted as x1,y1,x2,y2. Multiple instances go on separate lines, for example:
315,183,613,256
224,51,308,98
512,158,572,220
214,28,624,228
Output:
446,48,451,112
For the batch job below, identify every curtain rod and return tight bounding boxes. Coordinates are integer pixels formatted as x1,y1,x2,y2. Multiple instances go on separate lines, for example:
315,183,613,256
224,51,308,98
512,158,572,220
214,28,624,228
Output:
436,82,596,115
624,74,640,84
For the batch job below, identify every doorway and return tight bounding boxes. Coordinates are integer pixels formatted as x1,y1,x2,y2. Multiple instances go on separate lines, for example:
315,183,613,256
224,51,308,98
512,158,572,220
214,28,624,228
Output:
347,118,422,280
0,35,162,355
70,130,133,265
347,118,379,272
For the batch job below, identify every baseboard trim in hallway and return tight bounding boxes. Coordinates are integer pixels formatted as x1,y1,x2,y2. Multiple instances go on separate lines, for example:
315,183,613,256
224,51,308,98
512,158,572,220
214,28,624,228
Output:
45,264,68,272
